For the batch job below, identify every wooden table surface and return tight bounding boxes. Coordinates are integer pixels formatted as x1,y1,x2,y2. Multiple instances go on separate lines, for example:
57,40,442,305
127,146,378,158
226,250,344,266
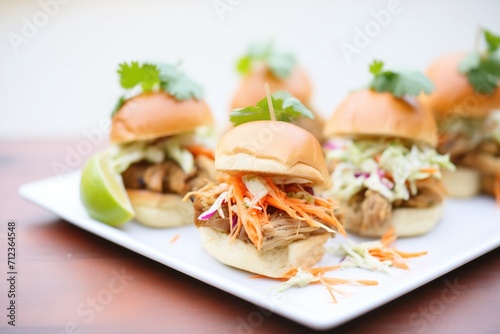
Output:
1,140,499,334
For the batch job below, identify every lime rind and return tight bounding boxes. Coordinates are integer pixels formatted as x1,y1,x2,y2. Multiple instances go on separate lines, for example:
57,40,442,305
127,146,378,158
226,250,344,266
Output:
80,153,135,226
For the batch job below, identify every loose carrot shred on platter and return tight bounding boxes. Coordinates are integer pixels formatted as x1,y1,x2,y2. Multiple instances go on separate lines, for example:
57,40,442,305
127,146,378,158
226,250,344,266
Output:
365,228,427,269
169,234,180,244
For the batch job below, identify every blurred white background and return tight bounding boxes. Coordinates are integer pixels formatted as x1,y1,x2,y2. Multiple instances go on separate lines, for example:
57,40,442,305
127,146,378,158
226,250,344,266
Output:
1,0,499,139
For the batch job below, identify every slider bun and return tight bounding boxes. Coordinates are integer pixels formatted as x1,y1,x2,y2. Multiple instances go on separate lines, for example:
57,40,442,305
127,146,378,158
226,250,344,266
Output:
216,121,329,185
324,90,438,147
198,227,330,278
111,92,213,144
127,190,194,228
230,66,312,109
420,52,500,119
343,202,444,238
441,167,481,198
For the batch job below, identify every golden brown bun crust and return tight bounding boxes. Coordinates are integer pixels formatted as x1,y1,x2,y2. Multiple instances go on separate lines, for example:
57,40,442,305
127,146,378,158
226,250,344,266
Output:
216,121,329,185
198,227,329,278
230,66,312,110
343,202,444,238
111,92,213,144
127,189,194,228
420,52,500,119
324,90,438,147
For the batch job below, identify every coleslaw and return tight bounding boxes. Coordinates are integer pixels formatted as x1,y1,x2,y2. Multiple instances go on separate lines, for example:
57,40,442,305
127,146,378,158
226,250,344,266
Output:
324,139,455,202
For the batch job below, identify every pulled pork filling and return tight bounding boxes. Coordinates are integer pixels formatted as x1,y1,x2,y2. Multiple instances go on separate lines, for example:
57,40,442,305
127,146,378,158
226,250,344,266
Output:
188,175,343,252
438,111,500,197
107,133,216,196
323,138,455,233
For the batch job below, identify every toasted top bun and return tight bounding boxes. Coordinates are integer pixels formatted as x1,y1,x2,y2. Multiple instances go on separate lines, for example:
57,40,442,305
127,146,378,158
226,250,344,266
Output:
216,121,329,185
230,66,312,109
420,52,500,119
324,90,438,147
111,92,213,144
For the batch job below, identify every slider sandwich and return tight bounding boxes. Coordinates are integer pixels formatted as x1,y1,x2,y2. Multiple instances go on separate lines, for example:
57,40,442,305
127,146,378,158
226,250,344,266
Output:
323,61,455,237
106,61,216,227
186,92,344,277
420,28,500,201
230,41,325,142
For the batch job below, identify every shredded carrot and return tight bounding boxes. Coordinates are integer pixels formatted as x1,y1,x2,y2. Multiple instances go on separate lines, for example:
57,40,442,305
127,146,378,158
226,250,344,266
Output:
419,167,439,174
495,173,500,206
169,234,180,244
284,265,340,278
264,178,346,236
185,145,215,160
254,265,378,302
206,175,344,251
365,227,427,270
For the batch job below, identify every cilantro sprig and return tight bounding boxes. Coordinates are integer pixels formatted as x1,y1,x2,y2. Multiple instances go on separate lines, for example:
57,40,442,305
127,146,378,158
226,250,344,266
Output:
368,60,434,98
459,28,500,95
229,91,313,126
236,41,296,79
112,61,203,116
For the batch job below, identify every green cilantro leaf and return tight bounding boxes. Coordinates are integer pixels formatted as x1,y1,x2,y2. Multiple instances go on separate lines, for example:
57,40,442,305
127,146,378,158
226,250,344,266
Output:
368,60,434,97
236,55,252,76
162,72,203,101
369,60,384,76
236,41,296,79
485,29,500,53
117,62,160,91
458,28,500,95
229,91,313,126
113,61,204,117
467,69,498,94
458,53,481,73
157,63,203,101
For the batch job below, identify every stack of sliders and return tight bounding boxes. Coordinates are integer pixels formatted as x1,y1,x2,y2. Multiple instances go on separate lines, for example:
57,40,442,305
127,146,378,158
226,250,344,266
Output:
230,41,326,142
420,28,500,201
186,90,344,277
102,61,216,227
323,60,456,237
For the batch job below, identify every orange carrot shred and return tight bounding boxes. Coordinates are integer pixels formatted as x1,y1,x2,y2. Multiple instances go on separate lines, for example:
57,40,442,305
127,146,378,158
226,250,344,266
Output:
169,234,180,244
185,145,215,160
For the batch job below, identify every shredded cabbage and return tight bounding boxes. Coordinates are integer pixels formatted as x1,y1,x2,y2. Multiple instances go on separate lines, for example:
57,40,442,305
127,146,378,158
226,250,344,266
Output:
324,139,455,201
242,175,269,205
106,134,201,174
275,267,315,292
327,240,392,273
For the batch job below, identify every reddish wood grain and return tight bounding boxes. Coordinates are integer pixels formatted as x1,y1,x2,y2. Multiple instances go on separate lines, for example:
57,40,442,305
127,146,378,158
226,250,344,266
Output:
0,141,499,333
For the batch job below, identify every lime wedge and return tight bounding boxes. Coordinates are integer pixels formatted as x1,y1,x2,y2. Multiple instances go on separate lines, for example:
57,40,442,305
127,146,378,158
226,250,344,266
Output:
80,153,134,226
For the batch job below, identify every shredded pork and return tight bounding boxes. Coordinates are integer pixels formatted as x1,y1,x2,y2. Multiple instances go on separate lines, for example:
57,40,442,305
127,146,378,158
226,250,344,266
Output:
191,196,332,252
122,155,215,196
343,177,446,235
438,119,500,191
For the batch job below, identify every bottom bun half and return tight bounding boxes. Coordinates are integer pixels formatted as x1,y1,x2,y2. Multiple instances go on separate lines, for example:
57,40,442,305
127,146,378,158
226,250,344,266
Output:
344,202,444,238
197,227,330,278
441,167,480,198
127,189,194,228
